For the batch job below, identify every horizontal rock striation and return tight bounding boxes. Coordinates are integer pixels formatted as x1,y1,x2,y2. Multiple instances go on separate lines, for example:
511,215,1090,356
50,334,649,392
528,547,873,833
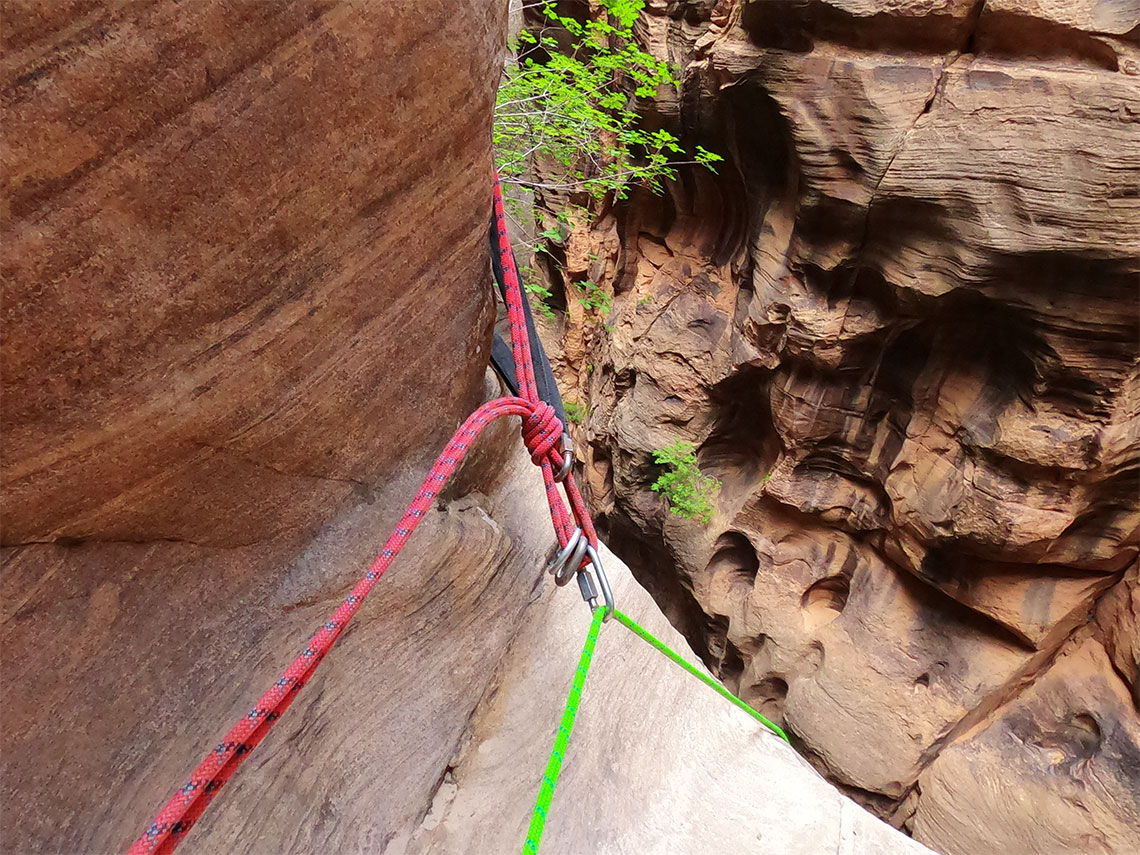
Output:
1,0,497,547
1,2,514,851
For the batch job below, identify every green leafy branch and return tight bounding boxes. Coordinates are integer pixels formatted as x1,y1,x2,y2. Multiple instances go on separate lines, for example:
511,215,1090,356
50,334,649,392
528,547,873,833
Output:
650,440,718,524
576,280,612,315
494,0,723,202
564,400,587,424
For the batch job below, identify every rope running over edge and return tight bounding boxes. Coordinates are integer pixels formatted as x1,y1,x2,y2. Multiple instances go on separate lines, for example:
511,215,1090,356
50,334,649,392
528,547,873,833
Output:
521,606,790,854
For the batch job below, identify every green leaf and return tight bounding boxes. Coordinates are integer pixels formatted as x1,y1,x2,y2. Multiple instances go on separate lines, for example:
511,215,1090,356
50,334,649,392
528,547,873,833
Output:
649,441,719,524
564,400,587,424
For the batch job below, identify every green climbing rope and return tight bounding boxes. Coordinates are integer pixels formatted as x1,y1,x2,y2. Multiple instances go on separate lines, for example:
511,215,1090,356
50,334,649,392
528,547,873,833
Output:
611,608,791,744
521,606,791,854
521,605,605,855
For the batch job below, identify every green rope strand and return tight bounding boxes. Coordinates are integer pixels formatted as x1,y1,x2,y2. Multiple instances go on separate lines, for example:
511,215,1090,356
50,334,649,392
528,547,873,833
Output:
521,605,605,855
522,606,792,854
611,608,790,743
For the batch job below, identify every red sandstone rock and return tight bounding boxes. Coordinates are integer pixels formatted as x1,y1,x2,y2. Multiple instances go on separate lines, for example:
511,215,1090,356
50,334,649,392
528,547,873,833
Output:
0,2,523,852
538,0,1140,851
1,0,496,547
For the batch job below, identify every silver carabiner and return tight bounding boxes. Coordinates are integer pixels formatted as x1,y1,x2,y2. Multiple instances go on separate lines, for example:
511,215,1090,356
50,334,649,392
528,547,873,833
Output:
545,527,583,584
552,433,574,483
579,543,615,621
555,533,588,587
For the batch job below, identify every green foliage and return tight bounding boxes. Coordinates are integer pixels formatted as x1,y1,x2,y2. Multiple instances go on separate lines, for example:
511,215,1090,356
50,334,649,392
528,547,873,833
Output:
650,440,718,524
564,400,587,424
576,280,612,314
519,264,556,319
494,0,723,199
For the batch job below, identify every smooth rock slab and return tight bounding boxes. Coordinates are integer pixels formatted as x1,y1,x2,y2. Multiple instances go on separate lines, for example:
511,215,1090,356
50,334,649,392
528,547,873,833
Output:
402,545,933,855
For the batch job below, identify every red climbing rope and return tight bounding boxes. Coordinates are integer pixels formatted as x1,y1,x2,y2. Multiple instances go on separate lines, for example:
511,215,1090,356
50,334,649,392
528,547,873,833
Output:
126,175,599,855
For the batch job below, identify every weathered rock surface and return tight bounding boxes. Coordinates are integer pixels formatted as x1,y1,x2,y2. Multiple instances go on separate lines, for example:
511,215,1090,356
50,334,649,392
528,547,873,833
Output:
913,634,1140,855
402,544,934,855
2,432,556,853
1,0,497,547
4,1,1136,853
536,1,1140,851
1,1,515,850
0,3,925,853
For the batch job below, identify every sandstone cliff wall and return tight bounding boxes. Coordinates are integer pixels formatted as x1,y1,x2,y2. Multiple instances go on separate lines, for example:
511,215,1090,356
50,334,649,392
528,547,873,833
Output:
540,2,1140,852
3,1,1138,852
1,2,524,850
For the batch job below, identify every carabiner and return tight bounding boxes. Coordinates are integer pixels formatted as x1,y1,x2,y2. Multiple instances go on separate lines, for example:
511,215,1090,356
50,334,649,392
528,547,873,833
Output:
555,533,588,587
552,433,574,483
545,527,584,585
580,543,615,621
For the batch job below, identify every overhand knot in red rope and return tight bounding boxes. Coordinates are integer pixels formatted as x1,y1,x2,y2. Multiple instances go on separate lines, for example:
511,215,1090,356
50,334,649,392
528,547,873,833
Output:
521,401,563,466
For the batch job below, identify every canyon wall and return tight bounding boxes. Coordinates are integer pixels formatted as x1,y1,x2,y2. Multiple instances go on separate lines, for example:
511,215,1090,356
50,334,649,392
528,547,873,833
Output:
3,1,1138,852
0,2,536,851
542,1,1140,852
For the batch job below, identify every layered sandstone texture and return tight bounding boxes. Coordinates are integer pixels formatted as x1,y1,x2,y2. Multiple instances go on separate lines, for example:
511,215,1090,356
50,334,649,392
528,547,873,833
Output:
541,2,1140,852
0,1,519,851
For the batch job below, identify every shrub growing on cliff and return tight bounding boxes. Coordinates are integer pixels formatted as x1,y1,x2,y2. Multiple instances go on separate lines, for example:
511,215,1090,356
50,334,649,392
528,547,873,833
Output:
650,440,718,524
494,0,721,199
564,400,587,424
576,280,612,314
493,0,722,330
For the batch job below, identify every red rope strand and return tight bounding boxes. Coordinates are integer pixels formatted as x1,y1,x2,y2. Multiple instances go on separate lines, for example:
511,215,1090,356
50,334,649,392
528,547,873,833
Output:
126,175,595,855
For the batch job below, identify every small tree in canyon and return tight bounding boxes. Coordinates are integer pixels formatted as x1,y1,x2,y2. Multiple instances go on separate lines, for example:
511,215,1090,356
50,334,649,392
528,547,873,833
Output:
494,0,719,198
493,0,720,309
651,441,719,524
